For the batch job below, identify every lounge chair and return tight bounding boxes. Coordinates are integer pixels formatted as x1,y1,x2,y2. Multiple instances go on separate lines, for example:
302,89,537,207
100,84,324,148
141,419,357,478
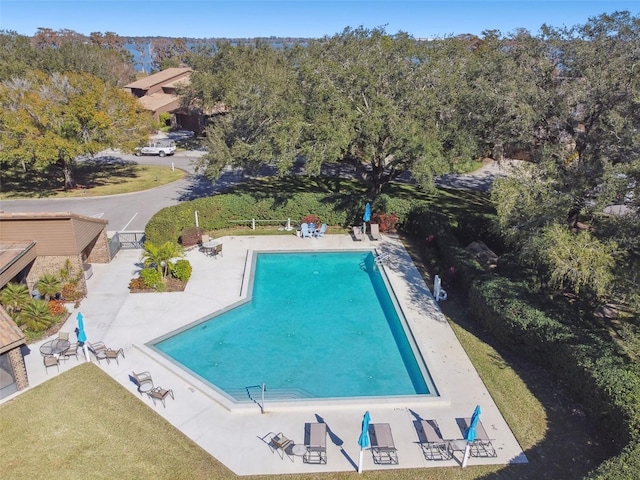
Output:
89,341,107,356
369,423,399,465
314,223,328,238
129,371,154,394
147,386,174,407
370,223,382,241
58,331,70,341
463,417,497,457
419,420,452,460
269,432,295,461
301,223,313,239
352,226,364,241
213,243,223,258
43,355,59,373
303,422,327,464
61,342,79,361
104,348,125,365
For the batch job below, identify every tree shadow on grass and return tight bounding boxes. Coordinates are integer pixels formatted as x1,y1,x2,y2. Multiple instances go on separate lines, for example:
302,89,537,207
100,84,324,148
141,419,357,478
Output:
0,157,139,198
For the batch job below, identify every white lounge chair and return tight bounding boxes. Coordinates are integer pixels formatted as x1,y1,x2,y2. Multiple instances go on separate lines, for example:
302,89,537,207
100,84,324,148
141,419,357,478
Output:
370,223,382,240
352,226,364,241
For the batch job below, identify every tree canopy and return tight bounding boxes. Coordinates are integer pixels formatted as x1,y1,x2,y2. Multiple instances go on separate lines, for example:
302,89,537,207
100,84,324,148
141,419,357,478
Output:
0,71,154,188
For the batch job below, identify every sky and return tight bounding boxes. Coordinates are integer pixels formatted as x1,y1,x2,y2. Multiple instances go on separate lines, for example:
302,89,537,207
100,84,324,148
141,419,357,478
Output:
1,1,638,39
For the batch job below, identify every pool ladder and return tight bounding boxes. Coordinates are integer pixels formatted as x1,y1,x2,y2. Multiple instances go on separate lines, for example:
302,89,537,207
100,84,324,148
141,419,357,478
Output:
375,252,392,266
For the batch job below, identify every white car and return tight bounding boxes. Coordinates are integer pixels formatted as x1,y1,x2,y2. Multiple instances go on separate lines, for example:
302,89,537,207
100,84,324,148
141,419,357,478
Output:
135,141,176,157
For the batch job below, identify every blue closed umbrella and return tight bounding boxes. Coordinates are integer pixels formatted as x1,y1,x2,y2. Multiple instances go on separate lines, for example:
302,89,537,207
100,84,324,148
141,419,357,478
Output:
76,312,87,344
77,312,91,362
358,411,371,473
466,405,482,441
363,203,371,223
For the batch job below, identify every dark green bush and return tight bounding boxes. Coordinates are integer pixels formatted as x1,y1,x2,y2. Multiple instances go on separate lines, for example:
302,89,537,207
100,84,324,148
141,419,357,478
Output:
172,259,192,282
145,192,353,244
468,275,640,464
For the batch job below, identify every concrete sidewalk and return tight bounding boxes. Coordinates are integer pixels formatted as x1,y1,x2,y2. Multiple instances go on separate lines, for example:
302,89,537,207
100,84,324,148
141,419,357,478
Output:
13,233,526,475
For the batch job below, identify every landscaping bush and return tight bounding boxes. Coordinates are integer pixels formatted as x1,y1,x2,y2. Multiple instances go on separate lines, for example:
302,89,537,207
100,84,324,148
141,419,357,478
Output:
371,212,398,232
139,268,163,290
301,214,321,226
128,277,146,290
172,259,192,282
145,191,354,245
47,299,66,317
179,227,205,247
468,275,640,468
373,194,415,225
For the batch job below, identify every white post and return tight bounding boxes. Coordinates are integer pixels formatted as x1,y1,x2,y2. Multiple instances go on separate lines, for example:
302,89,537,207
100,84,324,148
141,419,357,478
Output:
83,344,91,363
252,219,256,230
195,211,199,227
462,443,471,467
434,275,441,302
286,218,292,231
358,449,364,474
171,162,175,171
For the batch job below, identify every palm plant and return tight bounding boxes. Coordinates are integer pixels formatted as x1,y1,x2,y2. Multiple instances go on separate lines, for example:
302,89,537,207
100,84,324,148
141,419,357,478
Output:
142,241,183,279
17,299,54,332
35,273,62,301
0,282,31,314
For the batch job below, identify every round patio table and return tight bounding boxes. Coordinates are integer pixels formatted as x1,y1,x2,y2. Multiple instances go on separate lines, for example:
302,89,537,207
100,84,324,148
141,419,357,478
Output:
39,339,71,356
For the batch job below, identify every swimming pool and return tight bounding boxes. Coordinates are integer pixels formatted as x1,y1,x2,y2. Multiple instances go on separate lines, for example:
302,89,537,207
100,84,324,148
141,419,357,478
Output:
151,251,437,401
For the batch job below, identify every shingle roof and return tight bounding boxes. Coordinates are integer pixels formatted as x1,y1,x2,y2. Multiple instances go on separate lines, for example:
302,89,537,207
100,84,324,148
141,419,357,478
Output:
0,306,25,354
125,67,192,90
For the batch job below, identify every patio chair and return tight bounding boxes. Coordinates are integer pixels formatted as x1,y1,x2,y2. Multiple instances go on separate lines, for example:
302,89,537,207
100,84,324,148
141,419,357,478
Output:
463,417,497,457
104,348,125,365
43,354,59,373
370,223,382,241
58,331,70,341
369,423,398,465
147,386,174,407
303,422,327,464
314,223,328,238
129,371,154,395
213,243,223,258
269,432,295,461
61,342,79,361
352,226,364,241
419,420,452,460
301,223,313,239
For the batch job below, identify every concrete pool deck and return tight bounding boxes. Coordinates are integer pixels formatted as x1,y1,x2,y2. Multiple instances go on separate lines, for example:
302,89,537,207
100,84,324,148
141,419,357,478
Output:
15,232,526,475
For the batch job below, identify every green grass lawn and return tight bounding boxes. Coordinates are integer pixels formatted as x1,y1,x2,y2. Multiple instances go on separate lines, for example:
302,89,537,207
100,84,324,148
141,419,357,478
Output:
0,161,184,199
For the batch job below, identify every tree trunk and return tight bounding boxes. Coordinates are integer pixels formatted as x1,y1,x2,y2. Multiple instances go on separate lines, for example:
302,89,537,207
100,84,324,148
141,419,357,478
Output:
60,152,76,189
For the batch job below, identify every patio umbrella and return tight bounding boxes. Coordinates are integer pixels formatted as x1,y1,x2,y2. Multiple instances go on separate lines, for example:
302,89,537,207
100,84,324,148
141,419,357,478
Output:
357,410,371,474
362,203,371,234
462,405,482,467
76,312,91,362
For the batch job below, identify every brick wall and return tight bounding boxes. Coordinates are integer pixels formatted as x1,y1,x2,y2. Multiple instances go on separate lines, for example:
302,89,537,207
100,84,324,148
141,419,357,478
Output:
8,347,28,390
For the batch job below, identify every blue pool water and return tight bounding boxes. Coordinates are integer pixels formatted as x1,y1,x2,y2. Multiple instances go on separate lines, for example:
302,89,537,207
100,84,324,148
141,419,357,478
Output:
153,251,433,400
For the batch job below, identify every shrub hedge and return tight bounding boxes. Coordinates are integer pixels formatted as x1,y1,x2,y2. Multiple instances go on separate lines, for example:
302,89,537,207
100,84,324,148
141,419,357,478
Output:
402,202,640,479
145,191,414,245
468,275,640,479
